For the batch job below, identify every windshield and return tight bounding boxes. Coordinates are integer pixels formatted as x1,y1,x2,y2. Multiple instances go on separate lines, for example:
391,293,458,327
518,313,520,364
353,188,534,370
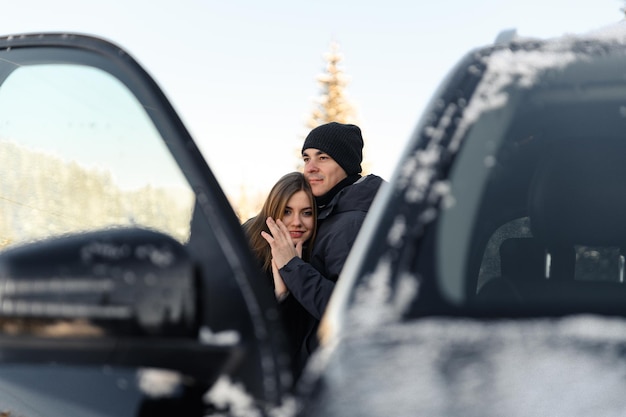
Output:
436,38,626,314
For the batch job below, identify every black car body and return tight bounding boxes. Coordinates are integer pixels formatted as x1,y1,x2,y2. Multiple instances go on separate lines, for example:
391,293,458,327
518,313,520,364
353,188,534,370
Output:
1,22,626,417
297,22,626,417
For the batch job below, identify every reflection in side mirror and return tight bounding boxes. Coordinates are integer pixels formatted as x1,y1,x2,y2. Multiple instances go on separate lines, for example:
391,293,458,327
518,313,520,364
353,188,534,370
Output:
0,227,196,337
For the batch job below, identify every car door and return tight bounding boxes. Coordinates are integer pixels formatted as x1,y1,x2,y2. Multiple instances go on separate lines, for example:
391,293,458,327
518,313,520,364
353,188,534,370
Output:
0,33,291,416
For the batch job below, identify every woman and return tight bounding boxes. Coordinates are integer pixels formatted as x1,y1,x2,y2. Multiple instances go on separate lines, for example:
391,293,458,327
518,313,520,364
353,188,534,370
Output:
243,171,317,381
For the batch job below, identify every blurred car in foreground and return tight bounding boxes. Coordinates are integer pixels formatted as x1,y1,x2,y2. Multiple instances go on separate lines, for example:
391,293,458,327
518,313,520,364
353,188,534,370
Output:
1,21,626,417
299,21,626,417
0,33,286,417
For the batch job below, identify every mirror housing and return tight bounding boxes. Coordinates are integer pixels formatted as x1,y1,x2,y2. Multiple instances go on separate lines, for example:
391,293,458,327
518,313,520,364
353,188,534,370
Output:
0,227,196,336
0,228,242,383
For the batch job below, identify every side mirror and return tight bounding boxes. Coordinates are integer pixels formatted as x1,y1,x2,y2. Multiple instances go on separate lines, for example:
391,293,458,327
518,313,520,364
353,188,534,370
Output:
0,227,195,336
0,228,241,384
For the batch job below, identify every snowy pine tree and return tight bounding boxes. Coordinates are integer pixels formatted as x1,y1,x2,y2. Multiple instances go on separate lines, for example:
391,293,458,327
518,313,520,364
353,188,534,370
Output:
307,41,358,129
297,41,371,173
296,42,370,174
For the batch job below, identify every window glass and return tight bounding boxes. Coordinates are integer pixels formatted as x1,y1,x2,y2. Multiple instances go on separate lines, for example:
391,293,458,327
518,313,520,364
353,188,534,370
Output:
436,46,626,311
0,64,194,248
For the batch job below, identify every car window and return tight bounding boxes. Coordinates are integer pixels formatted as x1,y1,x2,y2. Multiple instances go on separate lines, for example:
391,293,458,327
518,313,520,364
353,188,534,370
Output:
0,63,195,248
435,41,626,313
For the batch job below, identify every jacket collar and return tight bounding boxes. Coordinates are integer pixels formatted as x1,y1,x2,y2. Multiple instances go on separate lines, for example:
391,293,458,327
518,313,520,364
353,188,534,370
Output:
315,173,361,209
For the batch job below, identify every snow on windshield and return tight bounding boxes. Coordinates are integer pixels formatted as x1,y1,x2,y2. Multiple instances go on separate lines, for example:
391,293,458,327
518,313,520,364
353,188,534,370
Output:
454,47,579,146
457,21,626,145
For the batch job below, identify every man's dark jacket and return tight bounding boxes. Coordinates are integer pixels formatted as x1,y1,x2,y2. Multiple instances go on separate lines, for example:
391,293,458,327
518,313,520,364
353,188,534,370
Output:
280,174,385,357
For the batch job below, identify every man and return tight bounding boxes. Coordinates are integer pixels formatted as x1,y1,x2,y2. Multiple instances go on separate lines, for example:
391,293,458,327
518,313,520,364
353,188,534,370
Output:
264,122,385,363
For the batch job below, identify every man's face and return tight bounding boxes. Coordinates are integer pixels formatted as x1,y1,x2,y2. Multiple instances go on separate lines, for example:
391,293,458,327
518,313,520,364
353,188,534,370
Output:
302,148,347,197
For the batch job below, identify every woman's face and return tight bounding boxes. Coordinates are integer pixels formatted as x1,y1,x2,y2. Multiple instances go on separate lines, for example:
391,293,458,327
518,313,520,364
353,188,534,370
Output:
280,190,314,245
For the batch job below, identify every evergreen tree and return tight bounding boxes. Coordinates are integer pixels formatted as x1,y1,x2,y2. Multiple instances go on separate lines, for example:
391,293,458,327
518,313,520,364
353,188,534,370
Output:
298,41,368,171
307,41,357,129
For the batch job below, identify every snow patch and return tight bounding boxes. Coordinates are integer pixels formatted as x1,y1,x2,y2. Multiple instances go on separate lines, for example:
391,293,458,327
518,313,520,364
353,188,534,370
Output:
204,376,261,417
199,326,240,346
137,368,183,398
348,257,419,331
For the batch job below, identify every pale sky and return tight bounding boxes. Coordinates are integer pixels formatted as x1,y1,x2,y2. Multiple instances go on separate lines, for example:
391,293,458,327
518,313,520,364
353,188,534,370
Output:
0,0,623,200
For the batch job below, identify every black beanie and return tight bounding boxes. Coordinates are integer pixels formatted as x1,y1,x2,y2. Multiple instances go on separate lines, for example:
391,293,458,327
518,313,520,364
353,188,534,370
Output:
301,122,364,175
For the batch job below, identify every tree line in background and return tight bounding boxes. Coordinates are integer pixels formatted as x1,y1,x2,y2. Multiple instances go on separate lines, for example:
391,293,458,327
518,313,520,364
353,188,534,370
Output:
0,140,194,249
